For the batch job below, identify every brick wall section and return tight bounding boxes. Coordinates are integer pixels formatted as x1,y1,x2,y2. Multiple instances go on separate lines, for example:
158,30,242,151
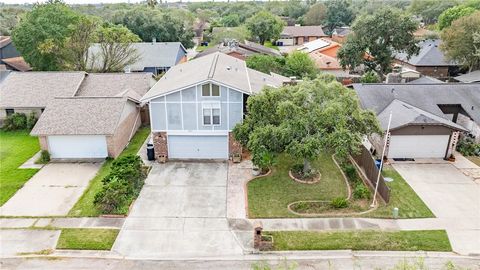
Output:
153,131,168,160
38,136,49,151
106,109,141,158
228,132,242,159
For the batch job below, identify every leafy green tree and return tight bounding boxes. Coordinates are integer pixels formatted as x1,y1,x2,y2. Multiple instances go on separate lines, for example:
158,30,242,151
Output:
220,14,240,27
0,7,25,35
12,0,80,70
304,3,327,26
337,8,419,78
211,26,250,44
233,76,380,174
146,0,158,9
90,24,141,72
284,51,318,79
246,11,285,45
360,71,380,83
246,54,285,75
324,0,355,34
284,0,309,20
408,0,457,25
438,5,476,30
113,7,195,48
441,11,480,71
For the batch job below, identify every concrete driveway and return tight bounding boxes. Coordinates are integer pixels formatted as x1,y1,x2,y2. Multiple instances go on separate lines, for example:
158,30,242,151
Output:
0,163,101,216
392,162,480,255
112,162,244,259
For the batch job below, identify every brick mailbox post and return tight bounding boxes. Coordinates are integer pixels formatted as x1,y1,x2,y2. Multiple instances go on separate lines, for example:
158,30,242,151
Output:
253,221,273,251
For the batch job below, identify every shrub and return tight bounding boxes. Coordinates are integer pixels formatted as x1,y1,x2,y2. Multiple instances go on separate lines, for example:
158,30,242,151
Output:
353,184,371,200
26,112,38,130
330,197,348,209
3,113,28,130
94,155,147,214
360,71,380,83
37,150,50,164
343,164,357,180
457,137,480,156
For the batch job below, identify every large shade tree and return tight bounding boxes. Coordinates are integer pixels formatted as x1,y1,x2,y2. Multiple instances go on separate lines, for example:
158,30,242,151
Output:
337,7,419,78
233,76,380,174
304,3,327,26
438,5,476,30
246,11,285,45
324,0,355,34
441,11,480,72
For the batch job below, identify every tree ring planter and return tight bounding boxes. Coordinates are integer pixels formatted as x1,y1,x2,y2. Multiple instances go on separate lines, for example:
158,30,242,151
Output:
287,200,378,217
288,170,321,184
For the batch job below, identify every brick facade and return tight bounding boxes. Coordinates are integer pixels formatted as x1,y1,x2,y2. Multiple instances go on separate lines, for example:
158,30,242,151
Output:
106,109,141,158
152,131,168,161
38,136,49,151
228,132,242,159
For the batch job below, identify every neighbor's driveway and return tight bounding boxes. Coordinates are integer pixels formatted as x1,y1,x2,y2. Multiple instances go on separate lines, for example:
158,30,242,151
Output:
0,163,101,216
392,161,480,255
112,162,244,258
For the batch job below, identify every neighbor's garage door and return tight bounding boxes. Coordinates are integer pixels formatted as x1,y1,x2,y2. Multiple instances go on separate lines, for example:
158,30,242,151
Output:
388,135,450,159
48,135,108,159
168,135,228,159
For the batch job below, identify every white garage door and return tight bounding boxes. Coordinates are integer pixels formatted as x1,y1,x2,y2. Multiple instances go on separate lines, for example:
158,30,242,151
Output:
168,135,228,159
48,135,108,159
388,135,450,159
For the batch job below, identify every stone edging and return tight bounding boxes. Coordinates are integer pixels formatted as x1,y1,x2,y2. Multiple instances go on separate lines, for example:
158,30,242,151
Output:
288,170,321,184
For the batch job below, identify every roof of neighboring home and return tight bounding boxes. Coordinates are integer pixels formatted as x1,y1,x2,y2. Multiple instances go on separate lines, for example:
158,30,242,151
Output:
0,72,86,108
377,99,466,131
310,52,341,70
395,39,456,67
407,76,444,84
30,97,130,136
88,42,186,71
2,57,31,72
281,25,327,38
195,41,281,59
333,27,351,37
142,52,290,101
297,38,331,53
75,73,155,101
0,36,12,49
455,70,480,83
352,83,480,126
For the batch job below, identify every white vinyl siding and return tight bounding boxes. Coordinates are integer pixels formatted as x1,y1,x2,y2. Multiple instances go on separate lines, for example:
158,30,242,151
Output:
48,135,108,159
168,135,228,159
388,135,450,159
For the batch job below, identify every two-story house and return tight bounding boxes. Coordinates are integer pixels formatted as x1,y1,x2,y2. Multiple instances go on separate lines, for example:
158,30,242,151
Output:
141,52,289,160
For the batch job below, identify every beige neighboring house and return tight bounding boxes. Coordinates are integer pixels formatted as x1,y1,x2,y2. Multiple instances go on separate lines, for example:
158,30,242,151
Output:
1,72,156,159
277,25,328,46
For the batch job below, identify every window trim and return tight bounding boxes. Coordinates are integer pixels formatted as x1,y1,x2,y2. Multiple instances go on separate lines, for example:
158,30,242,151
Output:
202,104,221,126
201,83,221,97
5,108,14,116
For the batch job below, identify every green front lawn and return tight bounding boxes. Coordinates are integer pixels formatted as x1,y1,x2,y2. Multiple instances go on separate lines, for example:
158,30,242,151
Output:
264,41,279,50
368,166,434,218
248,153,347,218
68,126,150,217
266,230,451,251
0,130,40,206
56,228,119,250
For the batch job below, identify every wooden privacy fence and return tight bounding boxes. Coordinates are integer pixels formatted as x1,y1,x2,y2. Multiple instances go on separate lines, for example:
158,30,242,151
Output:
351,145,390,203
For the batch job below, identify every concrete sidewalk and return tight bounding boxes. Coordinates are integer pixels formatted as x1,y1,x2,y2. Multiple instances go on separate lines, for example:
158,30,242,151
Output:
0,217,124,229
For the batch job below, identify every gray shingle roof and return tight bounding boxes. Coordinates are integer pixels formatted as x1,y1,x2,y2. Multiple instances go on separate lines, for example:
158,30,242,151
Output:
0,72,86,108
88,42,186,71
395,39,456,67
377,99,466,131
407,76,444,84
455,70,480,83
281,26,327,38
352,83,480,127
195,41,281,59
75,73,155,101
141,52,289,101
31,97,128,136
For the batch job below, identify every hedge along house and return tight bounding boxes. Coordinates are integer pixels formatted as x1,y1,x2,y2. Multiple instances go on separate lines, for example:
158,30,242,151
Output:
1,72,156,160
352,83,480,159
141,52,290,160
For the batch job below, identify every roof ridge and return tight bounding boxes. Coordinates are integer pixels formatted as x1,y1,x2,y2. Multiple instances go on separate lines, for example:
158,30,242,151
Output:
208,53,219,79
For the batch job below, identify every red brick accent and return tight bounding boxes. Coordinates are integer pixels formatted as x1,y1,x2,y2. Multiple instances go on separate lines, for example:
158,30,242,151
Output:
107,109,141,158
153,131,168,161
228,132,242,159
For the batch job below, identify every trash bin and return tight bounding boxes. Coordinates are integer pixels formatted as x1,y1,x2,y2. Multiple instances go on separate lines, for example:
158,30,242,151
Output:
375,159,382,169
147,143,155,161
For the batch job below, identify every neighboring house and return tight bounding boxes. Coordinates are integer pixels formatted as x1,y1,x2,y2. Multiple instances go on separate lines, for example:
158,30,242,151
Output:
277,25,327,46
352,83,480,159
1,72,155,159
331,27,351,43
141,52,290,160
455,70,480,83
88,41,187,75
0,36,31,72
394,39,459,79
407,76,444,84
195,40,281,60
